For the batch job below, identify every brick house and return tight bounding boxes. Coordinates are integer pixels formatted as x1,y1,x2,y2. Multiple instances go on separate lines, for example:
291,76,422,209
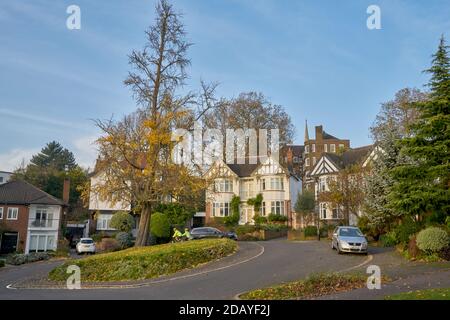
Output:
303,122,351,190
0,180,65,254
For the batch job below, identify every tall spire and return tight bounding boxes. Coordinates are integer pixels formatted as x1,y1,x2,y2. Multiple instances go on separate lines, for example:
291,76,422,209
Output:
304,119,309,142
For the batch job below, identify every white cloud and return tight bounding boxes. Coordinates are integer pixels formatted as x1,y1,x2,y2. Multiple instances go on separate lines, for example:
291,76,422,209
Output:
71,134,100,171
0,148,39,172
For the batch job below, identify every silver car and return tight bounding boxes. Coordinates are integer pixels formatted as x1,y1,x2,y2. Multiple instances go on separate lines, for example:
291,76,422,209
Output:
331,226,368,255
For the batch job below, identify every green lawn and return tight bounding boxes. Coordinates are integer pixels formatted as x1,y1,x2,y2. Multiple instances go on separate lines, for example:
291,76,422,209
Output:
385,288,450,300
49,239,237,282
239,273,368,300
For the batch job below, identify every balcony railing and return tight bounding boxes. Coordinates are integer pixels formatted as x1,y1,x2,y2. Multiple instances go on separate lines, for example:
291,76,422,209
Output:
239,191,255,199
30,219,57,228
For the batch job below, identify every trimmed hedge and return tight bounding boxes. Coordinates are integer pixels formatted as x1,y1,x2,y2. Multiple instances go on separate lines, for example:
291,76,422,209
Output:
304,226,318,237
49,239,237,282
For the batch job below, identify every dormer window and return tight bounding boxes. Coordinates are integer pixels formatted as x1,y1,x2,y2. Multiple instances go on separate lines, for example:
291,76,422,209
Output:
214,179,233,192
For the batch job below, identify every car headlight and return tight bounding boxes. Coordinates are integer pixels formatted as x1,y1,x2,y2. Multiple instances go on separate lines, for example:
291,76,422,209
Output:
340,241,349,247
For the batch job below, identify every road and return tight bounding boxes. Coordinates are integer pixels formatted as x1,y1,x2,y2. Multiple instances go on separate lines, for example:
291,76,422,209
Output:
0,239,447,300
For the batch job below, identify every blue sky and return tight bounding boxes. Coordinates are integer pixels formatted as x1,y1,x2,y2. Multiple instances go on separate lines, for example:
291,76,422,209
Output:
0,0,449,171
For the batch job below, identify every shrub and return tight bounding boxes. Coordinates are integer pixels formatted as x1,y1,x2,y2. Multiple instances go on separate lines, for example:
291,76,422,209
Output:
0,259,5,268
416,227,449,254
253,215,268,225
262,224,287,232
115,232,133,249
235,225,258,236
394,218,422,244
27,252,51,263
49,239,237,282
110,211,134,233
150,212,171,239
380,231,398,247
268,213,288,223
304,226,317,237
55,238,70,257
98,238,120,253
6,254,27,265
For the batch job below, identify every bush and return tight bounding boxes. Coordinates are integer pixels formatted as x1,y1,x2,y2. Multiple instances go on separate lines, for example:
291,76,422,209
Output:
6,254,27,265
253,215,268,225
27,252,51,263
115,232,133,249
380,231,398,247
110,211,134,233
49,239,237,282
394,218,422,244
150,212,171,239
416,227,449,254
268,213,288,223
261,224,288,232
235,225,258,236
98,238,120,253
55,238,70,257
304,226,317,237
224,212,240,227
0,259,5,268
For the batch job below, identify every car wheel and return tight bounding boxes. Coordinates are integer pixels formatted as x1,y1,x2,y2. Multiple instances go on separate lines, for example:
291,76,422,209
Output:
331,241,335,250
337,244,343,254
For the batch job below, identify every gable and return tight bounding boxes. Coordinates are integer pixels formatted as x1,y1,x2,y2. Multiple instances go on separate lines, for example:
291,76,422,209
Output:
204,160,237,178
311,156,339,176
254,157,286,176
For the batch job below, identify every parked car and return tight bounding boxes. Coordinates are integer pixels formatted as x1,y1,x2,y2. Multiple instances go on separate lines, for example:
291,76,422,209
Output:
331,226,368,255
190,227,238,241
76,238,96,254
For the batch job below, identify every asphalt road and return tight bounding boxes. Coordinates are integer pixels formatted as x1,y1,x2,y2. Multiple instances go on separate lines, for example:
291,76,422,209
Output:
0,239,373,300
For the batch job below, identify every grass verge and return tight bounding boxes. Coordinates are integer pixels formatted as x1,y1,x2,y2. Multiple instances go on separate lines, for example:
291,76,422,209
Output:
385,288,450,300
49,239,237,282
239,273,367,300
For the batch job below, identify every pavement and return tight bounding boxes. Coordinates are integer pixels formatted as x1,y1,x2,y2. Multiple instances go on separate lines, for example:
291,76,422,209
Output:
0,239,448,300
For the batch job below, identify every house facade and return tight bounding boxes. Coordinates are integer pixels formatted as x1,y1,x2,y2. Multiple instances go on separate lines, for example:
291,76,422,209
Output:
0,180,64,254
205,156,302,227
303,123,350,190
310,145,375,226
0,171,12,185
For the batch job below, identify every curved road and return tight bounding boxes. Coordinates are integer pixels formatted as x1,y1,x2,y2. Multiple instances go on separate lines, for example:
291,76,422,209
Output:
0,240,371,300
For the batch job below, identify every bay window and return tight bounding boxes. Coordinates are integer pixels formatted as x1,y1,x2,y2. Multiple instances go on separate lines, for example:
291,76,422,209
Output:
271,201,284,215
212,202,230,217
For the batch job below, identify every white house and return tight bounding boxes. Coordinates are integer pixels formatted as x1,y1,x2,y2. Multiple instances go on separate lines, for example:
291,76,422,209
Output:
0,171,12,185
205,156,302,227
310,145,375,225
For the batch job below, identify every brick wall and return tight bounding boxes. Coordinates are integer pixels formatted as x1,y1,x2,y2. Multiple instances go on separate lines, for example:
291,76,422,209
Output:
0,205,29,252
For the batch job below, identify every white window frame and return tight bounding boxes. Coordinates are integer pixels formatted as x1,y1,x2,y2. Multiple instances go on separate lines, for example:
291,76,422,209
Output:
97,215,114,230
305,158,310,167
269,177,284,190
320,203,327,219
260,202,266,216
305,145,309,154
215,179,233,192
311,144,316,152
7,207,18,220
271,201,285,215
0,207,3,219
324,144,328,152
212,202,230,217
330,144,336,153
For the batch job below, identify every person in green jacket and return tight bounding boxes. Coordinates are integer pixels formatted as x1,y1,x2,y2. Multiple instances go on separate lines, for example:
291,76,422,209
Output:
182,228,191,240
172,228,183,242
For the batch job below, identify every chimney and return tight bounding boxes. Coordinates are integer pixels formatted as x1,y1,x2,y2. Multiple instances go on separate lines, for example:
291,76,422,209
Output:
315,125,323,143
63,178,70,204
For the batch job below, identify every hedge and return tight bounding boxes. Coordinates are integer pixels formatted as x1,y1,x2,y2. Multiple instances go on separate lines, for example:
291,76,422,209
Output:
49,239,237,282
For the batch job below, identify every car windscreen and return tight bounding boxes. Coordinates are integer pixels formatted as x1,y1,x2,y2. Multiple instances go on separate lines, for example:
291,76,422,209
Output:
80,239,94,244
339,228,363,237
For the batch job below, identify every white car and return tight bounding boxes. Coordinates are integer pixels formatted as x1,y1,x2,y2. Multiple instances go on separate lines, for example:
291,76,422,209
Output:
76,238,96,254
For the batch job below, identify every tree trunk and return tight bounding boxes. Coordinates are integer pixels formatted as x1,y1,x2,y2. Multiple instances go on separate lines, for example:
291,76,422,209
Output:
135,204,151,247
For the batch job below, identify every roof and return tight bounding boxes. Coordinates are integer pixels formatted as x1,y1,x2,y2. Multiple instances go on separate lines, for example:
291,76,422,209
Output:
226,163,260,177
323,131,339,140
0,180,64,206
324,145,374,170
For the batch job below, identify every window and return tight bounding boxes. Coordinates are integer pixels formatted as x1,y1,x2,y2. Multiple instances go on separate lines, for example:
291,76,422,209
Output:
320,203,327,219
29,234,56,252
305,145,309,154
97,215,114,230
271,201,285,215
7,207,18,220
0,207,3,219
214,179,233,192
330,144,336,153
305,158,310,167
311,144,316,152
319,178,326,192
34,208,53,227
313,157,317,166
260,202,266,216
261,179,266,191
0,177,3,183
270,177,284,190
332,208,339,219
324,144,328,152
212,203,230,217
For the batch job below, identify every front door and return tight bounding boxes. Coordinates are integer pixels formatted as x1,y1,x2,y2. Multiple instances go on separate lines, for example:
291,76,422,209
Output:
0,232,18,254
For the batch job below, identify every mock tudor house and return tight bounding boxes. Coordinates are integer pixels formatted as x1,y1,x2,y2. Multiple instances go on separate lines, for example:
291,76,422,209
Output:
303,122,350,190
310,145,376,226
205,155,302,227
0,180,65,254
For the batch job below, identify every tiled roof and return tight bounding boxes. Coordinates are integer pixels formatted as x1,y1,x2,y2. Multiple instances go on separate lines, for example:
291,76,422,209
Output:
325,145,374,169
0,180,64,206
323,131,339,140
226,163,260,177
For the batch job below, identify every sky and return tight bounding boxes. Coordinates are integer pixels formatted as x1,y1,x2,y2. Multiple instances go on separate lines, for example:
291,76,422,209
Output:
0,0,449,171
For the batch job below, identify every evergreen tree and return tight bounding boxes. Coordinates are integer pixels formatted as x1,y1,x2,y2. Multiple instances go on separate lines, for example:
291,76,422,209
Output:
30,141,76,171
390,36,450,222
